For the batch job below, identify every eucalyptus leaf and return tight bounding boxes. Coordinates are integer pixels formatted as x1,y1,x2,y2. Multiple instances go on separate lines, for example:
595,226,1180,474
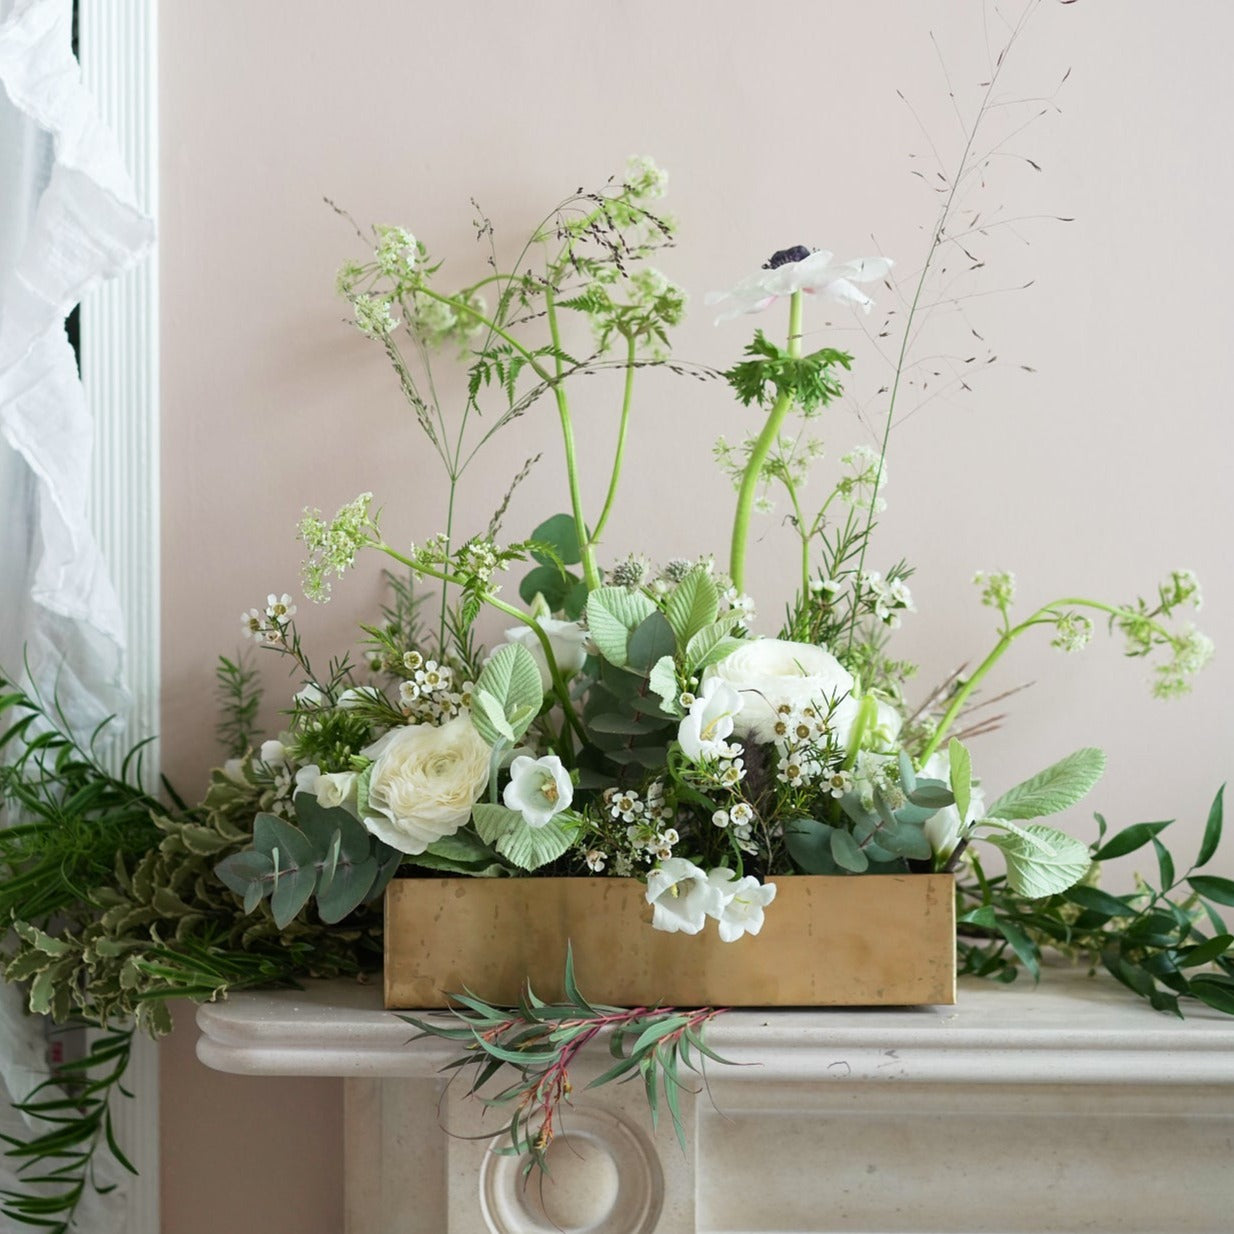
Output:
627,611,677,673
529,513,582,566
784,818,839,874
829,828,869,873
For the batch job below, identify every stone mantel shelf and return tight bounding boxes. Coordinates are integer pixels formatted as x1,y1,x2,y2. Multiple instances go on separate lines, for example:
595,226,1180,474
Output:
197,968,1234,1086
196,972,1234,1234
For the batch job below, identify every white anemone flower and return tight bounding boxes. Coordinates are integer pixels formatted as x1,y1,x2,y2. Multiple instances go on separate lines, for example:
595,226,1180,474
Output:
705,245,893,324
677,677,744,763
502,754,573,828
707,867,778,942
645,857,724,935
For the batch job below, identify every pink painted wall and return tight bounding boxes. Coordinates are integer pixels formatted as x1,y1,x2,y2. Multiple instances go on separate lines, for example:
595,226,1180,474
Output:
158,2,1234,1230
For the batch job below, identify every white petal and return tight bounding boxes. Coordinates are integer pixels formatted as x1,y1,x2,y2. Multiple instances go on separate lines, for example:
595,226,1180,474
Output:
829,255,893,284
814,277,875,313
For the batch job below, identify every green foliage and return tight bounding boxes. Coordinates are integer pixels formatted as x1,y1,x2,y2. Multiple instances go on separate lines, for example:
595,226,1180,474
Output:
401,949,729,1176
472,804,581,871
957,787,1234,1018
215,793,400,928
0,1025,137,1234
585,587,656,667
215,653,263,759
982,822,1093,899
470,643,543,746
724,332,851,415
987,748,1106,821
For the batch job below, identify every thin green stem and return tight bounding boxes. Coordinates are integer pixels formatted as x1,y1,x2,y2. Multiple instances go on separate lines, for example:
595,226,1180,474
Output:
729,293,802,593
918,595,1158,763
590,334,638,548
543,287,600,590
414,287,554,383
368,538,588,745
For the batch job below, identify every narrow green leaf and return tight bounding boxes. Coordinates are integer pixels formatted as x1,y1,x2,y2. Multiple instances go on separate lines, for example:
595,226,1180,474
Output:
948,738,972,826
1189,875,1234,908
1092,819,1173,862
1197,785,1225,868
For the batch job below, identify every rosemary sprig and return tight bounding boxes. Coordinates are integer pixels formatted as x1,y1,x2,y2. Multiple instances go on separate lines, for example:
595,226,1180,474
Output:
402,948,730,1176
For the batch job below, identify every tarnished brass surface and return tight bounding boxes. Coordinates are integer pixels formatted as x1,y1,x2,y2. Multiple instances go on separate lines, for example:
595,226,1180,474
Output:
384,874,955,1009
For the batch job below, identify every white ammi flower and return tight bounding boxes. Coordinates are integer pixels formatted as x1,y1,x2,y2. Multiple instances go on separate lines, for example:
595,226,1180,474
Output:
645,858,724,935
503,754,573,827
677,676,744,763
707,868,778,942
361,715,490,854
707,638,859,747
705,246,893,324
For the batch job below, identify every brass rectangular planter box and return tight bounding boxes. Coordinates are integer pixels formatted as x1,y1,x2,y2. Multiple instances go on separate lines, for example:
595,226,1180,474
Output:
384,873,955,1009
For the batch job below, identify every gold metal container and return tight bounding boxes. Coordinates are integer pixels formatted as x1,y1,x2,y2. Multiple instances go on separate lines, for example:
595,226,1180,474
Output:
384,873,955,1009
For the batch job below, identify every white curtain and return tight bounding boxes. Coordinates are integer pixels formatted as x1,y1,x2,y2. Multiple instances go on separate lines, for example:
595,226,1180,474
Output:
0,0,154,1228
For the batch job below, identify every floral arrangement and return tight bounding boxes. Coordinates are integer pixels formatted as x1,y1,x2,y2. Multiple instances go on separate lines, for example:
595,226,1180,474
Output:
201,160,1209,949
0,111,1231,1227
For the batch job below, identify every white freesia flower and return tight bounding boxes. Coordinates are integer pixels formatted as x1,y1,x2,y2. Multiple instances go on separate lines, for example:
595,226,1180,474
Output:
645,857,724,935
677,677,744,763
707,868,778,942
502,754,573,827
705,246,894,324
294,682,327,708
920,752,985,861
337,685,386,711
259,739,287,766
493,618,589,692
360,715,490,854
707,639,859,747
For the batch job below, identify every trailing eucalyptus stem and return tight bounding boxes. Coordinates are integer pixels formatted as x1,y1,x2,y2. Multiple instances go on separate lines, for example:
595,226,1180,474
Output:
403,951,730,1177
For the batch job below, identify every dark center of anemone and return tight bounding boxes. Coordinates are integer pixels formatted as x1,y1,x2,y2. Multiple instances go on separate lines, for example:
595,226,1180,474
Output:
762,245,811,270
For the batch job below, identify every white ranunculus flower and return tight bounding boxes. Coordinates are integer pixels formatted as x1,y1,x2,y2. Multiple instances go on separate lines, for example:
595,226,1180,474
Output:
919,752,985,861
494,618,589,692
294,763,321,795
360,715,491,854
707,638,859,747
677,677,744,763
502,754,573,827
705,246,894,324
707,868,778,942
645,858,724,935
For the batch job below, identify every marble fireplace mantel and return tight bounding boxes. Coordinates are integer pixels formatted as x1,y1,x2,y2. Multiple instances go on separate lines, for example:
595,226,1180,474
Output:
197,971,1234,1233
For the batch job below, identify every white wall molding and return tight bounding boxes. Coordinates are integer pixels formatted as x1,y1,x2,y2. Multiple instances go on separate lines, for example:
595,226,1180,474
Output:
77,3,160,1232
